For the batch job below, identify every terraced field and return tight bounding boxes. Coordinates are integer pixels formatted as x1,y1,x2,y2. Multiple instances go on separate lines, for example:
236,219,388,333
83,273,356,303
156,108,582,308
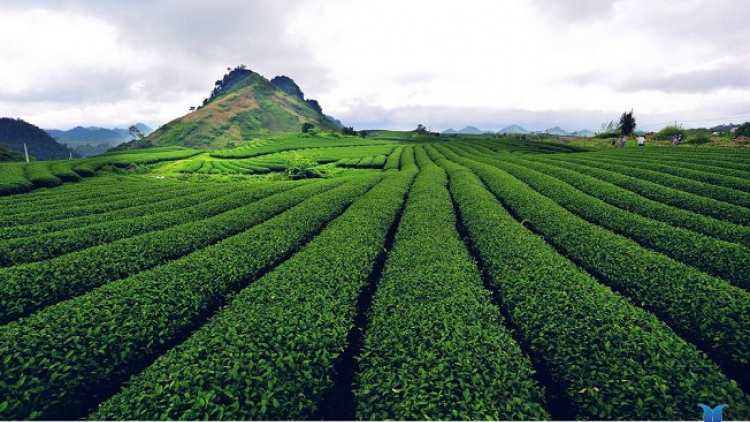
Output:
1,137,750,420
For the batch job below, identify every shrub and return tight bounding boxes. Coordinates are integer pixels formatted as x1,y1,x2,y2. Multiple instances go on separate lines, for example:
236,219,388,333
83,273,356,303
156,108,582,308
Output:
594,130,621,139
686,132,711,146
734,122,750,137
652,125,685,141
282,152,324,179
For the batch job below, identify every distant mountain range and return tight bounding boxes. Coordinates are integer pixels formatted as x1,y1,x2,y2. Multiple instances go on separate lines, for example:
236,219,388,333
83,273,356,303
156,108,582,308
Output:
443,126,488,135
500,125,531,134
443,125,596,137
45,123,153,157
46,123,152,144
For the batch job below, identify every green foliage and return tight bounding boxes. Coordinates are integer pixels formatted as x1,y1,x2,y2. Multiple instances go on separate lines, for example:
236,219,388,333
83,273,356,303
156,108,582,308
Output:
355,148,547,420
301,122,315,133
0,163,33,195
211,133,395,159
594,130,621,139
433,144,750,419
203,65,252,107
0,142,26,162
341,126,357,136
652,125,685,140
734,122,750,137
3,137,750,420
281,151,324,179
559,155,750,218
383,146,404,170
686,131,712,146
0,183,285,267
0,117,76,160
0,181,325,324
335,154,388,169
458,145,750,288
93,173,406,420
0,178,377,419
517,154,750,248
618,109,636,135
22,162,62,188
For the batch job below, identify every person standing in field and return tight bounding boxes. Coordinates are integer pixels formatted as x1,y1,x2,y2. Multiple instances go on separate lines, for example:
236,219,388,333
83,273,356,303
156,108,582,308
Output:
637,135,646,146
620,136,627,147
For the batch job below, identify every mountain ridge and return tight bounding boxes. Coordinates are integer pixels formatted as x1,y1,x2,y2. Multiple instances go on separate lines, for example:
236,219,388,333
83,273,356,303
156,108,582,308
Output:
442,124,596,136
0,117,78,160
139,67,339,149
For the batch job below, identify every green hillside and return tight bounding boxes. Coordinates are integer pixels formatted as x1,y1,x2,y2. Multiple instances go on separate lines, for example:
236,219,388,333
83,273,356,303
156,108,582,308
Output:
143,67,339,149
0,118,77,161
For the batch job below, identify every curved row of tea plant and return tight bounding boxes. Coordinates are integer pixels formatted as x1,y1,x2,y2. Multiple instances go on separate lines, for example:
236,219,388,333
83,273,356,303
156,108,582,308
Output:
335,154,388,169
22,162,63,188
383,146,404,170
553,155,750,209
0,183,303,266
0,147,198,196
354,148,548,420
592,147,750,171
439,144,750,380
210,135,393,159
86,147,201,170
0,177,173,212
0,180,331,324
0,148,200,196
468,137,584,154
538,155,750,226
504,155,750,249
46,161,83,182
585,155,750,194
599,154,750,184
399,146,417,171
216,160,270,174
455,145,750,289
0,184,227,240
428,146,750,420
0,163,32,196
0,181,190,218
93,171,416,420
0,175,381,420
0,160,93,196
0,183,201,228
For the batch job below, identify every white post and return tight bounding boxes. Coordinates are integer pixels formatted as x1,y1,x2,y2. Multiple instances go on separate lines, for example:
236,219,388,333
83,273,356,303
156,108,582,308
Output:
23,143,29,163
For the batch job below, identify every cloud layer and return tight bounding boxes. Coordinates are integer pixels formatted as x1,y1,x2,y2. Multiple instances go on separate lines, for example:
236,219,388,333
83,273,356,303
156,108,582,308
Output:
1,0,748,131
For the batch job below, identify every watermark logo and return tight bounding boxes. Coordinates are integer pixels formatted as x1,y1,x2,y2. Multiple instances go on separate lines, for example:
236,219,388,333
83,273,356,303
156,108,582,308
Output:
699,404,727,422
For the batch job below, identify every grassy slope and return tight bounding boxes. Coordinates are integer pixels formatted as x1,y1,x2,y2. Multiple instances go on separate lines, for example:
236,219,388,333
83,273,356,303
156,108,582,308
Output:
146,72,338,150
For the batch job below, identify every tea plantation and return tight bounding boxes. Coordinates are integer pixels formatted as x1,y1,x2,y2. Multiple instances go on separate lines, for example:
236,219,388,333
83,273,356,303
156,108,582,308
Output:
1,135,749,420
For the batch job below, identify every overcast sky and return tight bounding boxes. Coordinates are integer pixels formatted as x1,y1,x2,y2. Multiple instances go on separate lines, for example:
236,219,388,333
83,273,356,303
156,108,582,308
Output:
2,0,749,132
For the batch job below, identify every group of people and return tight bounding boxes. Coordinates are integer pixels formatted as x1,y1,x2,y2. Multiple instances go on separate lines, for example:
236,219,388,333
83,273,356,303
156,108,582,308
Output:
609,133,683,147
612,135,647,147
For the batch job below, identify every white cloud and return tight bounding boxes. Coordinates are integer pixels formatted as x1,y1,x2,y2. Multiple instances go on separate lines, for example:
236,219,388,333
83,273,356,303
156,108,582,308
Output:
0,0,748,132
